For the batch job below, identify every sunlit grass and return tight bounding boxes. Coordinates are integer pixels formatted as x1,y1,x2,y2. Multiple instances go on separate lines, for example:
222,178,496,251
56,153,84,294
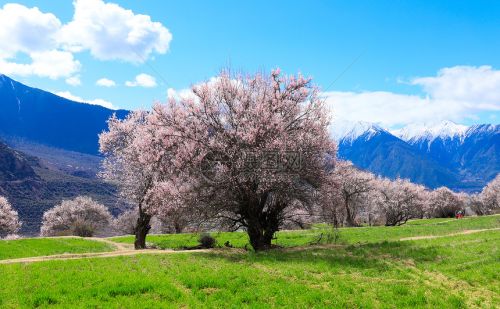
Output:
0,237,113,260
110,215,500,250
1,228,498,308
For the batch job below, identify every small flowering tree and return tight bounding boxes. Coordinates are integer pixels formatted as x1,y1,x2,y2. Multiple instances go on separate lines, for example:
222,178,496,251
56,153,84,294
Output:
113,209,138,235
40,196,112,237
429,187,464,218
466,194,488,216
374,178,426,226
150,69,335,250
480,174,500,214
100,111,175,248
154,206,193,234
321,161,374,227
319,166,345,227
0,196,21,238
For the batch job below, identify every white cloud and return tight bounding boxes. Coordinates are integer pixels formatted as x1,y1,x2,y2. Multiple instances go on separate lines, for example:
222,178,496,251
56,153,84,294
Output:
125,73,157,88
58,0,172,63
55,91,117,110
0,4,79,79
411,65,500,110
0,1,172,81
0,50,81,79
324,65,500,128
96,77,116,87
0,3,61,58
167,87,195,100
65,75,81,86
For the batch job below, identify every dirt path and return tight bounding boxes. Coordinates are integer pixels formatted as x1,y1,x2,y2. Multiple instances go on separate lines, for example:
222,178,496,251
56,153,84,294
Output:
399,227,500,241
87,237,134,251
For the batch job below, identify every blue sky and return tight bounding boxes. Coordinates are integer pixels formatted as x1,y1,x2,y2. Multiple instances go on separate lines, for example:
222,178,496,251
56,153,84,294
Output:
0,0,499,128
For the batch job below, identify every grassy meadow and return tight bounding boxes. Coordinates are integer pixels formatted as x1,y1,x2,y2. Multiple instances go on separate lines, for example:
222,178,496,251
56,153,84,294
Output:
0,215,498,308
0,237,113,260
110,215,500,250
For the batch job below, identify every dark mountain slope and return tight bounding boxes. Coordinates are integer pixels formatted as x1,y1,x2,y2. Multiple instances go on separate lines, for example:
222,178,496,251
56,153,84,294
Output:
0,140,120,235
0,74,128,155
0,141,38,181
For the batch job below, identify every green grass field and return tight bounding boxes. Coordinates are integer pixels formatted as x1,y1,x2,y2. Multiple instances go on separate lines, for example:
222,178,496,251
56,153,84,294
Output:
0,215,498,308
111,215,500,250
0,237,113,260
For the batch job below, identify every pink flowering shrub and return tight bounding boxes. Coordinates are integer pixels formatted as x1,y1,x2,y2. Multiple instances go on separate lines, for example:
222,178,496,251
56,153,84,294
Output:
0,196,21,238
40,196,112,237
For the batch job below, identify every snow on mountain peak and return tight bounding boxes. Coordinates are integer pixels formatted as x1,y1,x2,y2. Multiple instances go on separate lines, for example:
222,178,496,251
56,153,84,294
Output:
329,118,383,142
393,120,468,142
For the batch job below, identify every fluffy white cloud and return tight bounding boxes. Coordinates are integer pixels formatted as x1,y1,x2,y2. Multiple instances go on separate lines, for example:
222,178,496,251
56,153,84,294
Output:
411,65,500,110
324,65,500,128
58,0,172,62
55,91,116,110
125,73,157,88
0,50,81,79
0,4,78,79
167,87,195,100
96,78,116,87
0,3,61,58
65,75,81,86
0,1,172,80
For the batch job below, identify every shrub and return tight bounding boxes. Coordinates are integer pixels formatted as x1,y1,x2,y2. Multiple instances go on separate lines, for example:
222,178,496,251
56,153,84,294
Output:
0,196,21,238
41,196,112,237
198,233,216,248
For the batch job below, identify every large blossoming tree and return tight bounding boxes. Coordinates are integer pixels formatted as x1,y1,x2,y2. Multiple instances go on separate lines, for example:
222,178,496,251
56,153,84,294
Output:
154,70,335,250
102,69,335,251
480,174,500,213
429,187,464,218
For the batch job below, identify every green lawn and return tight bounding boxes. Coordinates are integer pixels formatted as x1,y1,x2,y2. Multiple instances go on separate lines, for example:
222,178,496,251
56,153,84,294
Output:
0,216,498,308
0,237,113,260
110,215,500,250
0,228,498,308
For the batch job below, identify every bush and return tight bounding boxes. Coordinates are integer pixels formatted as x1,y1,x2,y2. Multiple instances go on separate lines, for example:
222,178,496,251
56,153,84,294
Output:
41,196,112,237
198,233,216,248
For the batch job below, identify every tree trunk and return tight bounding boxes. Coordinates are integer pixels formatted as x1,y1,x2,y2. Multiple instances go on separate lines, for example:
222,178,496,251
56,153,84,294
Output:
134,206,151,249
244,193,281,251
344,198,357,227
174,222,183,234
247,223,277,251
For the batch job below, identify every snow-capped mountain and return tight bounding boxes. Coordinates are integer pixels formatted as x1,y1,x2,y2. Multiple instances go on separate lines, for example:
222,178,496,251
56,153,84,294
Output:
395,122,499,182
393,121,468,143
329,118,386,143
331,119,499,191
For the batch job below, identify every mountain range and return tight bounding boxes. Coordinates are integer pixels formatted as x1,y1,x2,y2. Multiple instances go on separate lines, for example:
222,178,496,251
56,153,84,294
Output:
0,74,498,233
331,119,499,191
